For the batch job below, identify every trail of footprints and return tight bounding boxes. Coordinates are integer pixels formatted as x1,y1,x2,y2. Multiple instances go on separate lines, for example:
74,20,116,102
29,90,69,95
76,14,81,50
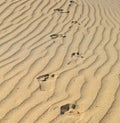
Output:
0,0,120,123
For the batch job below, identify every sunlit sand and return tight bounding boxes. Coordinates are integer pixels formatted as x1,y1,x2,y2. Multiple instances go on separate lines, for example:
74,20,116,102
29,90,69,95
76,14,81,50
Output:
0,0,120,123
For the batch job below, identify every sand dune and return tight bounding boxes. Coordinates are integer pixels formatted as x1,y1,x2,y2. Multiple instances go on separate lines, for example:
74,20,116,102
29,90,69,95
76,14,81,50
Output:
0,0,120,123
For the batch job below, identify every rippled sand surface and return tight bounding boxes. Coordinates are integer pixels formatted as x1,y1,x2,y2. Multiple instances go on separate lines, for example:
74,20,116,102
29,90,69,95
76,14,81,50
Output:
0,0,120,123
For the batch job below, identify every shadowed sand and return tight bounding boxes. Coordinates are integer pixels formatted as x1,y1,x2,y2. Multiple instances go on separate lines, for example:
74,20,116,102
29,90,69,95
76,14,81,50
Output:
0,0,120,123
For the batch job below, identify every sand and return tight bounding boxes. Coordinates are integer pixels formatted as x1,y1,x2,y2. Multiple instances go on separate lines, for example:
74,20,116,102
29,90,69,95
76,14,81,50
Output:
0,0,120,123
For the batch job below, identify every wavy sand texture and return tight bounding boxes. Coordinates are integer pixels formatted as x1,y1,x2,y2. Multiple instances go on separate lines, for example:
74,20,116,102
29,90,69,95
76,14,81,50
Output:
0,0,120,123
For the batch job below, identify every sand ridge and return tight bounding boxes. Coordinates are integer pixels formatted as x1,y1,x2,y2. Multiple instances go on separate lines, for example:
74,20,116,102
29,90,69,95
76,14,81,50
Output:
0,0,120,123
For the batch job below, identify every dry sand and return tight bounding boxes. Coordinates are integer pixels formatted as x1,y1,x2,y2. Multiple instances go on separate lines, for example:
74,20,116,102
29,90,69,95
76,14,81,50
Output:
0,0,120,123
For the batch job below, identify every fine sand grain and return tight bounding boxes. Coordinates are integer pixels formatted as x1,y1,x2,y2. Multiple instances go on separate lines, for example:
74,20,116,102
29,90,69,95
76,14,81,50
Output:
0,0,120,123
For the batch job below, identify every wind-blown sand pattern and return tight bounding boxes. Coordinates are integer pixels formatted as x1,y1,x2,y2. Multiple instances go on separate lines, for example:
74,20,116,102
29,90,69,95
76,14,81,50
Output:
0,0,120,123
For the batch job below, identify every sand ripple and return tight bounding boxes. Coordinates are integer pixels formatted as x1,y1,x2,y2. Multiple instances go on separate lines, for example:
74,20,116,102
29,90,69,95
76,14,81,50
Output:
0,0,120,123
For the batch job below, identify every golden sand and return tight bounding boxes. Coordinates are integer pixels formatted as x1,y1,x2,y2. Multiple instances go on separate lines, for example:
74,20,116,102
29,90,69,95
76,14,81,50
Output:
0,0,120,123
